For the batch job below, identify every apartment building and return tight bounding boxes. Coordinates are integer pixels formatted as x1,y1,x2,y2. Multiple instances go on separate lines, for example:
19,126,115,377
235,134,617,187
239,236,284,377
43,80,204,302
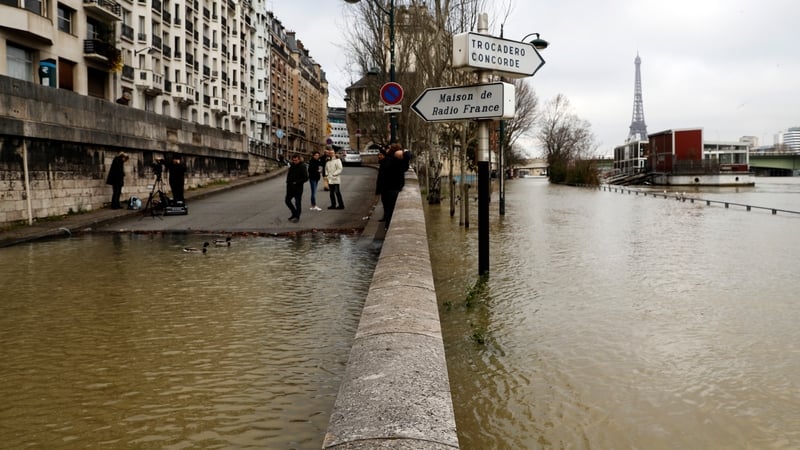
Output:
0,0,327,153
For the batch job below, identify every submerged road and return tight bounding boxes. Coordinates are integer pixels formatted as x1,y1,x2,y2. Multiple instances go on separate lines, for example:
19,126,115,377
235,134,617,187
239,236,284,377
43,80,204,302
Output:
0,165,383,247
99,165,381,236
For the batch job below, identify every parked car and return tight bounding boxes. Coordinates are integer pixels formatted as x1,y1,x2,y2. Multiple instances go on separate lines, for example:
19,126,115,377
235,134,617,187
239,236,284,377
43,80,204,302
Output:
340,149,362,166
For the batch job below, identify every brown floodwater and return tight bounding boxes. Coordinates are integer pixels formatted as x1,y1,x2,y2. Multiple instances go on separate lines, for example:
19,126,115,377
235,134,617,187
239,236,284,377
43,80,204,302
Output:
428,177,800,450
0,234,378,449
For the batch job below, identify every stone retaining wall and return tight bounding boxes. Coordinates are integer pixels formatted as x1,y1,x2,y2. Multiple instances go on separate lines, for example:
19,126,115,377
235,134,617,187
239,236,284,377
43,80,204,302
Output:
323,173,459,449
0,75,273,226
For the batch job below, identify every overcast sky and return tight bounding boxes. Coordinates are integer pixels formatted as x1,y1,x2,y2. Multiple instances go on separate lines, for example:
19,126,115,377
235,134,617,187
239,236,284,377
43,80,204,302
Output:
269,0,799,156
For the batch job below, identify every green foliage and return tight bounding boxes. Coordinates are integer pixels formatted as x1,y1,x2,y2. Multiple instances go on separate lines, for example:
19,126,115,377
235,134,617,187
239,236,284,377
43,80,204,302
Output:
464,273,488,308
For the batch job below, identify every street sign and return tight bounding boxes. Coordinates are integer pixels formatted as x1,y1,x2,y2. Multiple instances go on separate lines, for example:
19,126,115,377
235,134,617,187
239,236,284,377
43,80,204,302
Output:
380,82,404,105
452,32,545,79
384,105,402,114
411,82,515,122
275,128,285,139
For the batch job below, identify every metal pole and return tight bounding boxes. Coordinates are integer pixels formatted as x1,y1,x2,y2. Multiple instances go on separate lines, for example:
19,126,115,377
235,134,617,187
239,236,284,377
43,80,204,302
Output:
477,13,490,276
499,119,505,215
388,0,397,143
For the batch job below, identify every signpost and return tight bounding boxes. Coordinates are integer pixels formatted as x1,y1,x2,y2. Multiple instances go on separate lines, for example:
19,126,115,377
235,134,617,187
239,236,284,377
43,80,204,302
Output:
411,82,515,122
452,32,545,79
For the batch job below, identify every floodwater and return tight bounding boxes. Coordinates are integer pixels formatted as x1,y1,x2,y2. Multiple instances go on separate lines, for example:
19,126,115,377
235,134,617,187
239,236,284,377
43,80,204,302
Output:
0,234,379,449
428,177,800,450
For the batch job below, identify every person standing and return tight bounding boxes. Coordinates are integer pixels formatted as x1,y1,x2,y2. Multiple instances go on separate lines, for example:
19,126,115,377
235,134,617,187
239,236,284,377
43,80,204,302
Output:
380,143,411,229
163,154,187,204
285,154,308,222
325,148,344,209
375,148,388,221
307,150,323,211
106,151,129,209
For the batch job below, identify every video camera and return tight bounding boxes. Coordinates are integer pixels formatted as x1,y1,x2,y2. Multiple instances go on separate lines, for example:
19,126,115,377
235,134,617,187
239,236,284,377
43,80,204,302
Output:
152,158,164,179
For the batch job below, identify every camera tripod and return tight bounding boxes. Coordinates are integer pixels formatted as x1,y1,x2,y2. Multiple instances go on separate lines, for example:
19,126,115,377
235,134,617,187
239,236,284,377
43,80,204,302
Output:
142,174,169,219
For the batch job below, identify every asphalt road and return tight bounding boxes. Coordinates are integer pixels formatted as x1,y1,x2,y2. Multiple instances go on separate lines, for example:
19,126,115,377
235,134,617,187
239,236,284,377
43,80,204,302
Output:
99,165,381,236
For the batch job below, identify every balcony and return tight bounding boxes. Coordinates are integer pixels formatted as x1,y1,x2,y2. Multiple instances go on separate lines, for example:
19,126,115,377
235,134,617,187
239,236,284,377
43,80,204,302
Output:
161,44,171,58
151,0,161,14
172,82,195,105
121,64,134,81
135,69,164,96
212,97,228,116
230,104,245,121
252,110,267,123
83,0,121,21
121,24,134,41
83,39,120,67
151,34,162,51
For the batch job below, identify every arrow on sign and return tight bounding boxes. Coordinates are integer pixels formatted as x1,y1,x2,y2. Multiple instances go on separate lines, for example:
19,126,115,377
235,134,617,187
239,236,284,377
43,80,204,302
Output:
411,82,516,122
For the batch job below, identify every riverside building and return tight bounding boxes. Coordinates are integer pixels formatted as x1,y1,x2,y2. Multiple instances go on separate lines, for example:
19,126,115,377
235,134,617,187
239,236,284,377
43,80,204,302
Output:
0,0,328,155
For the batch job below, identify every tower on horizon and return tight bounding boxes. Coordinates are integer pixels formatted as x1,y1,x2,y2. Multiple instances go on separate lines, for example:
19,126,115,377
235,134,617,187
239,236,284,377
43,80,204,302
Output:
628,53,648,142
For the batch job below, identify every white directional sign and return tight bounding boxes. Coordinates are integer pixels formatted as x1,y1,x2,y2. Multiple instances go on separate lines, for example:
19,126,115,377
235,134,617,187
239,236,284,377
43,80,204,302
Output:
411,82,515,122
452,32,545,79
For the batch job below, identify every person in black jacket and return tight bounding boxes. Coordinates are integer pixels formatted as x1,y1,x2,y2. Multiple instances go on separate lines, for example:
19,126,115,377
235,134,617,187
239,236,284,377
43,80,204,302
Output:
378,143,411,230
163,154,187,203
106,152,129,209
307,150,323,211
285,154,309,222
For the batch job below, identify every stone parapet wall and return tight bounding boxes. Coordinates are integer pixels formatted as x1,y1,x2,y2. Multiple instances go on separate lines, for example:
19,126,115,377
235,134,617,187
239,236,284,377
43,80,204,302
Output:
323,173,460,449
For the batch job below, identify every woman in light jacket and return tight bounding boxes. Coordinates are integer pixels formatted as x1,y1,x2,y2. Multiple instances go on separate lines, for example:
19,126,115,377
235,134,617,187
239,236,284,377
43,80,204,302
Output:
325,149,345,209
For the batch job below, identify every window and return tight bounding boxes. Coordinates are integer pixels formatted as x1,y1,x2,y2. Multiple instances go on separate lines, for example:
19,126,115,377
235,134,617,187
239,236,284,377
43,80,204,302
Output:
6,43,34,82
138,16,146,41
24,0,43,15
57,4,73,34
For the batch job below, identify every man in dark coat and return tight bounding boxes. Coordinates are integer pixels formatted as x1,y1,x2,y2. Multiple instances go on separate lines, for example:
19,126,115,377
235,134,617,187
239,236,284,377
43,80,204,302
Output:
285,154,309,222
380,143,411,229
106,152,129,209
307,150,324,210
164,154,187,203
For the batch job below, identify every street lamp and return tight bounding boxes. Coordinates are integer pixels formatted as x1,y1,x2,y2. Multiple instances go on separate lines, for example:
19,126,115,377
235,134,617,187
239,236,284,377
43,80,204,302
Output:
521,33,549,51
497,31,549,216
343,0,397,144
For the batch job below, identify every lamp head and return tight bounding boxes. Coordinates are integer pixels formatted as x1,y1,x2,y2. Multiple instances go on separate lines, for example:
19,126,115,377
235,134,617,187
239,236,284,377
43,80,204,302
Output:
528,33,549,50
343,0,361,3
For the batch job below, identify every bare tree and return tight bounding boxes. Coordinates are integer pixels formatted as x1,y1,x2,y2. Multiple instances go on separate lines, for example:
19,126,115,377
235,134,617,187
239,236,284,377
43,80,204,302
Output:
342,1,509,202
499,78,539,172
537,94,597,184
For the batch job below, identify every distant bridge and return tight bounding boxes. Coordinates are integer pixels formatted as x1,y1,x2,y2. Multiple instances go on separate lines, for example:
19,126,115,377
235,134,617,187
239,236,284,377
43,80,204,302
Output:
749,152,800,176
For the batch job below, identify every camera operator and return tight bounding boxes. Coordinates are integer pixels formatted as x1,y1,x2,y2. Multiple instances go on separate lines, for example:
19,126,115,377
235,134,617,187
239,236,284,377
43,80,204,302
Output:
156,154,187,204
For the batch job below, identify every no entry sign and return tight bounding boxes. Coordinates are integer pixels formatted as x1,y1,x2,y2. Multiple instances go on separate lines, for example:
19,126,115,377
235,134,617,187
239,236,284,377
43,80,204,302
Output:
380,82,404,105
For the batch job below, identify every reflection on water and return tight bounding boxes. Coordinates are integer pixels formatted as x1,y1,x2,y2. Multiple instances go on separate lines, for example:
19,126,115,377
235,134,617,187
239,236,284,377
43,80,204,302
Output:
428,177,800,449
0,234,378,449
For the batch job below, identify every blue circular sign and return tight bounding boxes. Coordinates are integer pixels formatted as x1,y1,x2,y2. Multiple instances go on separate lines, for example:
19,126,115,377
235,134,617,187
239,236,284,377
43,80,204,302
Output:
275,129,284,139
380,82,404,105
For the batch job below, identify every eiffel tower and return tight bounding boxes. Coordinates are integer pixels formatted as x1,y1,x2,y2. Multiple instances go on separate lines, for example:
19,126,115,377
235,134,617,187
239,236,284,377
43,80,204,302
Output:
628,53,648,142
